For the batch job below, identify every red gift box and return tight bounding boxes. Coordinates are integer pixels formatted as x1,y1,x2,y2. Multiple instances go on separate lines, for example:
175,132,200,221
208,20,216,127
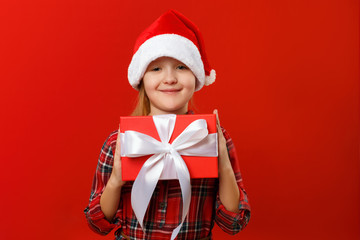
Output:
120,114,218,181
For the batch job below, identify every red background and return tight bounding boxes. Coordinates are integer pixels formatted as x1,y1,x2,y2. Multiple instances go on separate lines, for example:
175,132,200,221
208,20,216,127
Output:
0,0,359,239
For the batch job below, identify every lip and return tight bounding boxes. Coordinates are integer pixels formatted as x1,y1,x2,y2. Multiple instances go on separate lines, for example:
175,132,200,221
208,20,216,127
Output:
159,89,181,94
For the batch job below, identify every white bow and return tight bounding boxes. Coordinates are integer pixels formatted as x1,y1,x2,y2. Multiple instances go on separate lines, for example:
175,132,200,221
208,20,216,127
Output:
120,114,218,240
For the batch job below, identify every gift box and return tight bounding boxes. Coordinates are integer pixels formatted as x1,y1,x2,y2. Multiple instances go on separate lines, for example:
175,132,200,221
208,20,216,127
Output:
120,114,218,181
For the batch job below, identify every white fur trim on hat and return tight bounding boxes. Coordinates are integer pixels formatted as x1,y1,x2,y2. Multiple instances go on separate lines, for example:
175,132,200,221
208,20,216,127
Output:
128,34,206,91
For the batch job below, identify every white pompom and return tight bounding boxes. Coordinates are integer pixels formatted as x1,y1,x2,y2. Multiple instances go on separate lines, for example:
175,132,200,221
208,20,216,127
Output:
204,69,216,86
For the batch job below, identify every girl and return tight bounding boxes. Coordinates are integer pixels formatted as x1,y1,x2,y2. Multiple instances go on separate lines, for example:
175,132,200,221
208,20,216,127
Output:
84,9,250,240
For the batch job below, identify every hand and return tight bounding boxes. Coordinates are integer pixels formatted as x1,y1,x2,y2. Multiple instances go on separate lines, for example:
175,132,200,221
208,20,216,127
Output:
100,125,125,221
214,109,240,212
213,109,232,173
109,125,126,188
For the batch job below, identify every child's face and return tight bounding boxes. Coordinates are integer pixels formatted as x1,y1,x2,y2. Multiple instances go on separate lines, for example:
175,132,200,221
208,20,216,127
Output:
143,57,196,115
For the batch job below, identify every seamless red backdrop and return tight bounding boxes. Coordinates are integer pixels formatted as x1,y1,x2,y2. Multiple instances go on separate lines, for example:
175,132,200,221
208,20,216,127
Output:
0,0,359,239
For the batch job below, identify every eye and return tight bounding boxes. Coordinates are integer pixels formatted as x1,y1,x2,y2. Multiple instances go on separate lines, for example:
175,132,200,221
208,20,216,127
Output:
151,67,161,71
177,65,188,70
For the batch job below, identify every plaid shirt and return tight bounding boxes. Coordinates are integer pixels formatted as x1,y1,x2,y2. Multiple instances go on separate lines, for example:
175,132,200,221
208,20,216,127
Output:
84,127,250,240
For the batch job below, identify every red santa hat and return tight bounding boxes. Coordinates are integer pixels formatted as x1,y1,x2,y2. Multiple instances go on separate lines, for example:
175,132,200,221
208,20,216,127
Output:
128,9,216,91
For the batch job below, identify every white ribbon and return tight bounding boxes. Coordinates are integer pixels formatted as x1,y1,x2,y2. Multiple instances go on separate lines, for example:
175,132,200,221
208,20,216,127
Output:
120,114,218,240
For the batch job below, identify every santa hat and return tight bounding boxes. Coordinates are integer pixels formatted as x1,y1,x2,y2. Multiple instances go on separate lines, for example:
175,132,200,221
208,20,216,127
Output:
128,9,216,91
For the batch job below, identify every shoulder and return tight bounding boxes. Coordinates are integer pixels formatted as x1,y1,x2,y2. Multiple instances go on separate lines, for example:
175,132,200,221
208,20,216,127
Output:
102,130,118,150
98,130,118,162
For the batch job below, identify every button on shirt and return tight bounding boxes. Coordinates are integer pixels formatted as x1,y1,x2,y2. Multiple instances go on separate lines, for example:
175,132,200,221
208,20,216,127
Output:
84,127,251,240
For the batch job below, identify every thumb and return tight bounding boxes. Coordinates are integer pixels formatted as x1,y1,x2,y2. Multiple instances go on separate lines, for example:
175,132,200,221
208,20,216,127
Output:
114,125,121,161
213,109,220,127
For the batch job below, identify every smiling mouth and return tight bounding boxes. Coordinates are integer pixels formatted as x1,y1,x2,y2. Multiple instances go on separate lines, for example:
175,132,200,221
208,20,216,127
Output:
159,89,181,94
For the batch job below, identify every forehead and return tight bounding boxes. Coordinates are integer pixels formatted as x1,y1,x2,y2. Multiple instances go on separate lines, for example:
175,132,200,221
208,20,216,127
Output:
148,56,185,65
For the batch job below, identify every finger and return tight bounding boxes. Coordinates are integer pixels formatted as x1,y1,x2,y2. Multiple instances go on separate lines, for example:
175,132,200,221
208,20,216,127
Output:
114,125,122,160
116,128,121,149
213,109,221,129
214,109,219,123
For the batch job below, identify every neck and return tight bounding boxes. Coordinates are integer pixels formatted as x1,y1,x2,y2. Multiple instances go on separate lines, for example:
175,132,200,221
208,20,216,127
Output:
149,106,188,116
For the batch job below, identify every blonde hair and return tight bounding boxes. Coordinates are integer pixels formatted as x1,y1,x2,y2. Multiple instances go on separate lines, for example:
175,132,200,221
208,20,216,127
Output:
131,81,151,116
131,81,196,116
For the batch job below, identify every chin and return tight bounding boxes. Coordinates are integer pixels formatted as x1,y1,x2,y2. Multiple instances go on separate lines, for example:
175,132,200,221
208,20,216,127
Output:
163,108,184,113
161,105,187,114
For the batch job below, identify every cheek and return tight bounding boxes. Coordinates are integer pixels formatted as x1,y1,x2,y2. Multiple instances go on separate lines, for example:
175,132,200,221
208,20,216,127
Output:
183,74,196,90
189,77,196,92
143,73,162,91
143,77,154,93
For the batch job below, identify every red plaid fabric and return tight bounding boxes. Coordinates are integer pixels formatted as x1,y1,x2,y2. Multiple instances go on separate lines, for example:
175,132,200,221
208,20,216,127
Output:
84,126,250,239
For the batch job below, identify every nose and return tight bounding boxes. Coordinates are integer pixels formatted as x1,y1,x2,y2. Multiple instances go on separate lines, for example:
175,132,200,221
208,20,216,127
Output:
163,68,177,84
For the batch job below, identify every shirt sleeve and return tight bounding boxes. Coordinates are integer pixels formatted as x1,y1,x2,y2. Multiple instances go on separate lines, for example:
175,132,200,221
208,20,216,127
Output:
214,127,251,235
84,131,121,235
